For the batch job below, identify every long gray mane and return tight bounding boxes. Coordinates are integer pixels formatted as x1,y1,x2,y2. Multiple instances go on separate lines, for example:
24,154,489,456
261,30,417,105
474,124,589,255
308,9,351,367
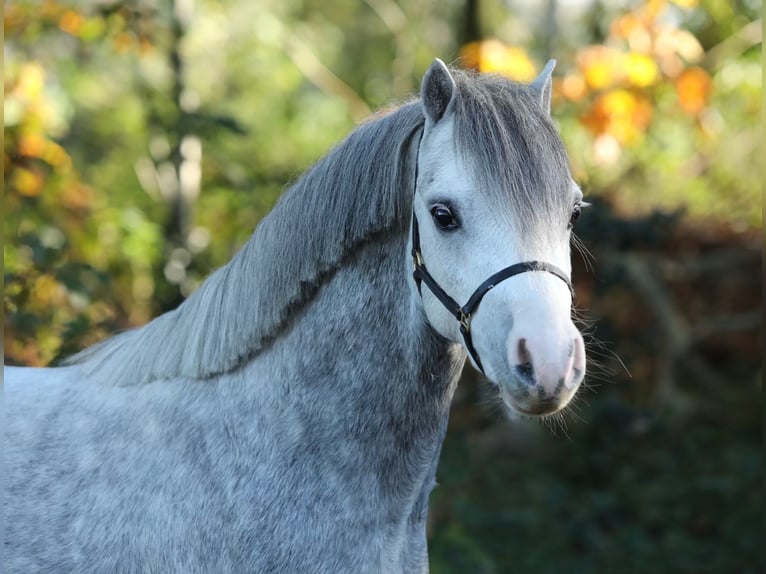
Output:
69,70,569,386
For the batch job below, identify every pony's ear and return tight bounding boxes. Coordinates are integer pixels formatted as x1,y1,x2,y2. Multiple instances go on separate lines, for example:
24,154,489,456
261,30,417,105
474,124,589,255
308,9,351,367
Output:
421,58,457,126
530,59,556,115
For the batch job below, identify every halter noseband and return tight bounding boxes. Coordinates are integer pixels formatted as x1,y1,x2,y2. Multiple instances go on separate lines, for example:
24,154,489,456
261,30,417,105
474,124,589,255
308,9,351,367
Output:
410,131,574,375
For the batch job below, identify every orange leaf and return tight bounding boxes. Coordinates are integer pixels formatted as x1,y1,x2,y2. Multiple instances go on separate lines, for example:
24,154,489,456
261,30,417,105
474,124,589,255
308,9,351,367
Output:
42,0,65,19
610,13,646,40
460,42,482,70
558,74,587,101
675,67,712,114
62,183,93,211
17,135,72,171
4,5,24,33
113,31,136,53
59,10,85,36
18,134,48,158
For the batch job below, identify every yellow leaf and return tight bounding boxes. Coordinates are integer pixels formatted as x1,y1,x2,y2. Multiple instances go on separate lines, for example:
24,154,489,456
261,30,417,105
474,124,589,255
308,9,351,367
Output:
580,89,652,145
669,0,698,8
11,167,45,197
32,274,66,306
646,0,669,17
578,46,621,91
45,141,72,171
17,63,46,98
623,52,659,87
459,40,536,82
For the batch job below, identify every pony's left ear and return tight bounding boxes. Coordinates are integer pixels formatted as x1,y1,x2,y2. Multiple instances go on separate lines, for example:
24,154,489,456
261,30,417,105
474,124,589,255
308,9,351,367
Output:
421,58,457,126
530,59,556,115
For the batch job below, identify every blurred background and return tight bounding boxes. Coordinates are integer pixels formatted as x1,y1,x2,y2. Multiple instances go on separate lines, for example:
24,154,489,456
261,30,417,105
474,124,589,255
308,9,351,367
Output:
4,0,761,572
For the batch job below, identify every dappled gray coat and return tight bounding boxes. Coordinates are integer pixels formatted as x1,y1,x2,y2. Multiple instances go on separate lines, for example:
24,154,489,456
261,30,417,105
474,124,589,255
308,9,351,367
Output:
4,60,579,573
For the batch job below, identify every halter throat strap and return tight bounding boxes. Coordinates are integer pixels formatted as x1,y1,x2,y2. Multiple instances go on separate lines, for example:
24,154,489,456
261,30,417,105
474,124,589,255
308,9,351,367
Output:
409,132,574,374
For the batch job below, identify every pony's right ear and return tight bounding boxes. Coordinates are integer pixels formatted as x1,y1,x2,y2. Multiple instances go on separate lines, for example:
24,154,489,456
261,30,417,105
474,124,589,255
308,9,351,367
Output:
421,59,457,126
530,59,556,115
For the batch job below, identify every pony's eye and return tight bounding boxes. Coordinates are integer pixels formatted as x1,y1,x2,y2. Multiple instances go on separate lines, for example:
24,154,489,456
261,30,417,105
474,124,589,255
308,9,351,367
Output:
568,204,582,229
430,205,458,230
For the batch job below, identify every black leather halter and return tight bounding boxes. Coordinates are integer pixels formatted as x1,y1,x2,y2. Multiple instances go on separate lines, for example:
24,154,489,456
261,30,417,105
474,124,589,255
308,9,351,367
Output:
409,134,575,375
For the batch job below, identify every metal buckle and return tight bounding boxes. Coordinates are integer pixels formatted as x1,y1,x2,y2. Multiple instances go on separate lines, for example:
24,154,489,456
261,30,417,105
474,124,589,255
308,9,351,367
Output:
413,250,424,269
458,310,471,333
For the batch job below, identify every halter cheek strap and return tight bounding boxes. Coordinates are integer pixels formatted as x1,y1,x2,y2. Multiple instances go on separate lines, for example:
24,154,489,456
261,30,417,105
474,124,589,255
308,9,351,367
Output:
411,214,573,374
409,133,574,375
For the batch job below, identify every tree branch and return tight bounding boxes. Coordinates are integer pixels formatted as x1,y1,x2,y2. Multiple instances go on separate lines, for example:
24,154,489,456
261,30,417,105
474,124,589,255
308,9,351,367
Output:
283,33,371,123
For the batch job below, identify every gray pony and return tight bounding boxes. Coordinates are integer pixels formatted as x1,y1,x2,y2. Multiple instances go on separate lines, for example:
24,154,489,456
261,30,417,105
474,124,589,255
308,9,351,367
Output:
5,59,586,573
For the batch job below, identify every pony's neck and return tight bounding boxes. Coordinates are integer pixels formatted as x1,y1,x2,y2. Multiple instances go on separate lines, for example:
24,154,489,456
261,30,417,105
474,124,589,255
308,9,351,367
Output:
226,230,465,522
243,229,464,394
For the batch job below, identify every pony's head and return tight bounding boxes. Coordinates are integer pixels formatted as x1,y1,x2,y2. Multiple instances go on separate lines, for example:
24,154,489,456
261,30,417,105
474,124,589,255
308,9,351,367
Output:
412,59,585,417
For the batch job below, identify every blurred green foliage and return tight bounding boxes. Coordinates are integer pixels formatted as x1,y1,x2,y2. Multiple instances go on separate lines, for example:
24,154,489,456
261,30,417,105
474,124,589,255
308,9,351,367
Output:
430,388,760,574
3,0,761,572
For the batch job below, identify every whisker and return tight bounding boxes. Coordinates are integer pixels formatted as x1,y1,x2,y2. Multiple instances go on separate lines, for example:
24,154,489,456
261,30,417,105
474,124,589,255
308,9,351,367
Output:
571,233,596,273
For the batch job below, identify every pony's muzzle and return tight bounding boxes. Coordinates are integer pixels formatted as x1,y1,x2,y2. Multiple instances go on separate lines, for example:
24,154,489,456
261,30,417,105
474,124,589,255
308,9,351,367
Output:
504,332,585,415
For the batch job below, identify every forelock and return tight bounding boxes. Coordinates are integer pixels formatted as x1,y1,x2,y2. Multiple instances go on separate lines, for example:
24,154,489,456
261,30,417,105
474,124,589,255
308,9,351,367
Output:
450,71,572,231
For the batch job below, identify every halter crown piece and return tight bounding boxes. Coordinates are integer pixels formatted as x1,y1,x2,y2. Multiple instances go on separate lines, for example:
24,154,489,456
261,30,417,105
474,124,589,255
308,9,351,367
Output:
409,131,575,375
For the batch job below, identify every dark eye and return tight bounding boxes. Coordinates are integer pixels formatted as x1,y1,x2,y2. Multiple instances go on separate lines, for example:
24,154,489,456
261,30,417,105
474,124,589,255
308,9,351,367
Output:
568,204,582,229
430,204,459,230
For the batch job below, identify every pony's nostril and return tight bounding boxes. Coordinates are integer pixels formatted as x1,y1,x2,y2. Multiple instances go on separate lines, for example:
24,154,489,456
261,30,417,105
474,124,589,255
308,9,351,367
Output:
517,338,532,365
513,338,536,386
568,335,586,386
573,336,585,364
514,362,535,386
